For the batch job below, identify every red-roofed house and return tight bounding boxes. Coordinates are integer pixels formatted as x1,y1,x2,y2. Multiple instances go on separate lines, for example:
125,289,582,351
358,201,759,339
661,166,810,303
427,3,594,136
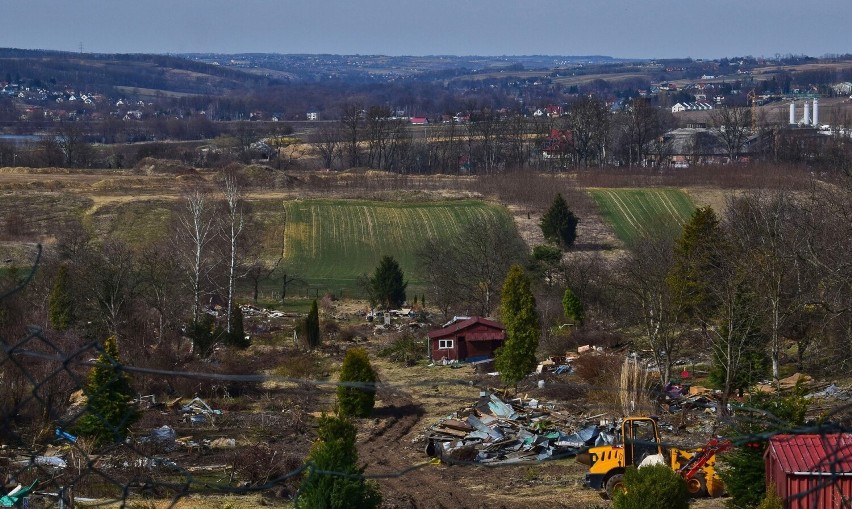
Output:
427,317,505,363
410,116,429,125
765,434,852,509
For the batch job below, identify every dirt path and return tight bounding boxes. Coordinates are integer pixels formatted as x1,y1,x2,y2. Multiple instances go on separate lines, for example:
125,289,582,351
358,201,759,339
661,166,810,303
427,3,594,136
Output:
359,385,480,509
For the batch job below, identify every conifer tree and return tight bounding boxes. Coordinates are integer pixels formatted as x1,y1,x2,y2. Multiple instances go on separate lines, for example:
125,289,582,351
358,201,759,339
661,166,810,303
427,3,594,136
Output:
668,206,722,321
562,287,584,325
540,193,579,248
298,415,381,509
337,348,377,417
305,299,321,349
76,336,139,444
48,265,74,331
369,255,407,309
225,305,250,348
495,264,540,387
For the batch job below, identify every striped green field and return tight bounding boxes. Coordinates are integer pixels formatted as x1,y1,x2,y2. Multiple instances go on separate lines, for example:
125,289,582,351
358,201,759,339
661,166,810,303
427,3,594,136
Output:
281,199,516,296
588,188,695,245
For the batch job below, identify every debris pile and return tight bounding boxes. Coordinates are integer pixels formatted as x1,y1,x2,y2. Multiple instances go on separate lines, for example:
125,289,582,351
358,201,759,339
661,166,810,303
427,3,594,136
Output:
425,394,611,464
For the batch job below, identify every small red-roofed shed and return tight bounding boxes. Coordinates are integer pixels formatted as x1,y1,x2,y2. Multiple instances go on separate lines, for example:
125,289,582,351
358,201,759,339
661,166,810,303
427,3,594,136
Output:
765,433,852,509
427,317,505,363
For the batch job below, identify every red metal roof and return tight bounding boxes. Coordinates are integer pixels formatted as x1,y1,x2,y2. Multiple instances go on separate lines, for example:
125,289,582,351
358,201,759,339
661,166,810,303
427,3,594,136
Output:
768,434,852,474
427,317,504,339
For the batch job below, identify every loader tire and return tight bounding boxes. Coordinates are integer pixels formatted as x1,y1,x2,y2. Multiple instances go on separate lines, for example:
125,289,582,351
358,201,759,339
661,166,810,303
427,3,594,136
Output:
605,474,626,499
686,473,708,497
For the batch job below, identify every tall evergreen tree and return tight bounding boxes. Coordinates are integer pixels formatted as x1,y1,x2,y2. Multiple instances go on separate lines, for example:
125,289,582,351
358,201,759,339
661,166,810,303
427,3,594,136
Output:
48,265,74,331
540,193,579,248
75,336,139,444
495,264,540,387
225,305,250,348
668,206,722,322
305,299,321,349
369,255,407,309
298,415,381,509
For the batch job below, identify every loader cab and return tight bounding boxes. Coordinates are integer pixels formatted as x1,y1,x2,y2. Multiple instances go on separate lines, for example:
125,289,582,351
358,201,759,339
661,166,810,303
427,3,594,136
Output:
622,417,663,466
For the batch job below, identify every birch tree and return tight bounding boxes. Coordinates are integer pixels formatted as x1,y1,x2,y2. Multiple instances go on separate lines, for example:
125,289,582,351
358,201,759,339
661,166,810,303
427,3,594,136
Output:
221,174,244,334
178,189,216,326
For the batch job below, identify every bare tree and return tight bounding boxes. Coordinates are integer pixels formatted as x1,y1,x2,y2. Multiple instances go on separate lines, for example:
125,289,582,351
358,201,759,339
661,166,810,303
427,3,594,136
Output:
417,217,526,317
617,228,685,382
177,189,216,326
710,106,752,162
725,191,805,381
617,98,663,167
221,174,245,334
568,96,610,167
83,240,140,336
311,123,341,170
340,101,364,167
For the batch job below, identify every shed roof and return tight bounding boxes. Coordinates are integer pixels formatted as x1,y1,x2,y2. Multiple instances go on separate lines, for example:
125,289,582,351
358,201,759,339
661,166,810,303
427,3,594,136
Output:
768,434,852,474
427,316,504,340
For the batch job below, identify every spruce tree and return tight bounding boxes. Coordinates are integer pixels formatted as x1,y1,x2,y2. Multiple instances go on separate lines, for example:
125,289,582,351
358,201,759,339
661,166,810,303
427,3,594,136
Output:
495,264,540,387
369,255,407,309
76,336,139,444
562,287,584,325
540,193,579,248
337,348,377,417
226,305,250,348
48,265,74,331
298,415,381,509
305,299,321,349
668,206,722,321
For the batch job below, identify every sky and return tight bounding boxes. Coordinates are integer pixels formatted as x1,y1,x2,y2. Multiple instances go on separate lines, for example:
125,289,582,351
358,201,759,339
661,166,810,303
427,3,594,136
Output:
0,0,848,60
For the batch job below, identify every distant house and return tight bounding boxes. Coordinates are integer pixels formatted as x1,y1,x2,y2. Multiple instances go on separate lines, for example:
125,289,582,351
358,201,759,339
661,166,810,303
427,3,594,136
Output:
306,112,319,121
765,434,852,509
671,102,714,113
427,317,505,363
410,116,428,125
542,128,573,160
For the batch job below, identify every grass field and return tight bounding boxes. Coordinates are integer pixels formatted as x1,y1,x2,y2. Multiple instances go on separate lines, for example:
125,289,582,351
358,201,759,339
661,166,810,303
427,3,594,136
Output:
280,199,516,297
588,188,695,245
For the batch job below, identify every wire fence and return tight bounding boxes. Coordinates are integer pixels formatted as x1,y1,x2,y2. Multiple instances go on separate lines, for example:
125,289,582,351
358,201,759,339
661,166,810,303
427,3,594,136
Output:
1,247,851,509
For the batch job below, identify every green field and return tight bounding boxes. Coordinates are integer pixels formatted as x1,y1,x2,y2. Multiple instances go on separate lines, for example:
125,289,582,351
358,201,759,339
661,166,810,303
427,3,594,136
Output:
589,188,695,245
282,199,515,297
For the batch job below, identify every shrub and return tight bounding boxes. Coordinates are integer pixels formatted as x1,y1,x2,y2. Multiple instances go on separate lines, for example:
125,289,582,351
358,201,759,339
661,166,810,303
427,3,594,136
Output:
756,486,783,509
337,348,377,418
613,465,689,509
378,335,425,366
298,415,381,509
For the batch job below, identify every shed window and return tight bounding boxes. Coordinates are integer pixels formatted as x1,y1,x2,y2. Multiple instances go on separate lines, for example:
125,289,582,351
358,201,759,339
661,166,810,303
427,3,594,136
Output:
438,339,454,349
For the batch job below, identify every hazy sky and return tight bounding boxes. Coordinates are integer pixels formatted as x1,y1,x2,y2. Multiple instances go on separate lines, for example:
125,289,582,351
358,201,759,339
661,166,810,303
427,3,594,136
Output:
0,0,847,59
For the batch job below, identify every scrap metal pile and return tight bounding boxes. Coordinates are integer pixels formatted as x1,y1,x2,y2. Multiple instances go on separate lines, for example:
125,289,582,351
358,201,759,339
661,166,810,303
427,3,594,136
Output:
425,394,611,465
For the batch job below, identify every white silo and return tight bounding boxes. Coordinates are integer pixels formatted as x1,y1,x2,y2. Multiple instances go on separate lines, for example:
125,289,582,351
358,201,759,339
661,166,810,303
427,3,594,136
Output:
803,102,811,125
812,98,819,126
789,102,796,125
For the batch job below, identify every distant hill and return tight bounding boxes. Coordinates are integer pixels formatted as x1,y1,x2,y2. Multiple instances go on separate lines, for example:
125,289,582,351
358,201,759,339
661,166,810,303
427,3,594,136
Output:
0,48,281,96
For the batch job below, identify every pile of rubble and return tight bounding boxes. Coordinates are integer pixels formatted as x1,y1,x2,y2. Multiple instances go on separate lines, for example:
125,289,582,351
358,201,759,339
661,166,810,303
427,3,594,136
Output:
424,394,611,464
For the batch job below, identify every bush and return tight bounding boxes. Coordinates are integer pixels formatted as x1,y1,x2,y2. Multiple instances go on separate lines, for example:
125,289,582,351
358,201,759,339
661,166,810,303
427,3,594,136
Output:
378,335,425,366
756,485,783,509
613,465,689,509
337,348,377,418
